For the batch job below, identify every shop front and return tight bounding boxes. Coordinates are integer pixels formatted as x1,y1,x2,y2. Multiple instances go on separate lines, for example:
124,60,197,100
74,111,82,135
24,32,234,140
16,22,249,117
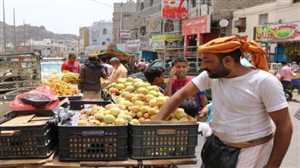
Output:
182,15,211,57
255,21,300,63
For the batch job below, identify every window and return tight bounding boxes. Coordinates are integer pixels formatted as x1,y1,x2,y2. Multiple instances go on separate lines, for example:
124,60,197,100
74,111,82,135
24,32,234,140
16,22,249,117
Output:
259,13,268,25
234,17,246,33
140,2,144,11
102,42,106,46
140,26,146,36
200,0,211,5
103,28,107,35
150,0,154,6
164,20,174,32
106,38,111,42
192,0,197,8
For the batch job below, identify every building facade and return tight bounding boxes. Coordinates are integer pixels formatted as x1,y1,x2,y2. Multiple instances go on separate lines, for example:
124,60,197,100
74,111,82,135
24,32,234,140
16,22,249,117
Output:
79,27,90,53
88,21,113,50
233,0,300,40
232,0,300,62
113,0,137,43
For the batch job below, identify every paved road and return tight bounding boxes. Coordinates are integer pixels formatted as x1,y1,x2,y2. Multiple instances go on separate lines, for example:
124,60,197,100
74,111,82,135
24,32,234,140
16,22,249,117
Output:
180,94,300,168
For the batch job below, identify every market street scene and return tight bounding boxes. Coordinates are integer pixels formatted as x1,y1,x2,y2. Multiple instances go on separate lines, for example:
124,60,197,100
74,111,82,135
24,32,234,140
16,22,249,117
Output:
0,0,300,168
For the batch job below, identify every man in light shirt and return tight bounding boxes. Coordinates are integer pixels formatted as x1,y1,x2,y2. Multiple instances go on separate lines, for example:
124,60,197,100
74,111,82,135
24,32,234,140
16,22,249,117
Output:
109,57,128,83
154,36,293,168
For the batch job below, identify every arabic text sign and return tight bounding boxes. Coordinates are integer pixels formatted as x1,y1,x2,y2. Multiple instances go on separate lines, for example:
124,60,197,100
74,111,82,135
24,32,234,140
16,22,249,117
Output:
161,0,188,20
255,22,300,42
182,16,211,35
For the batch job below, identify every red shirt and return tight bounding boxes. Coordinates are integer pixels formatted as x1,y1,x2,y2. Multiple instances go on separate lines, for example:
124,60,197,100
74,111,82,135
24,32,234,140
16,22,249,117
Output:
171,76,193,94
61,61,80,73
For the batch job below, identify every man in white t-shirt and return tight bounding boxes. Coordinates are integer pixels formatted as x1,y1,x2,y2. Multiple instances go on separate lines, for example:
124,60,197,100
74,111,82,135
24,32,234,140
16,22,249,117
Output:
154,36,293,168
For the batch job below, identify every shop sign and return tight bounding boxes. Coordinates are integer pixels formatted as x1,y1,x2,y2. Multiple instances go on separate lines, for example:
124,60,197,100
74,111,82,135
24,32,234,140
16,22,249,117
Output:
125,39,141,52
119,30,131,40
151,33,183,42
161,0,188,20
255,22,300,42
182,16,211,35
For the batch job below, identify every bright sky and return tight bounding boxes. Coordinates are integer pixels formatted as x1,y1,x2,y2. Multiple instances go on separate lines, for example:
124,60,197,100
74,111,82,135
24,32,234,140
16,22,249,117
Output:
1,0,129,35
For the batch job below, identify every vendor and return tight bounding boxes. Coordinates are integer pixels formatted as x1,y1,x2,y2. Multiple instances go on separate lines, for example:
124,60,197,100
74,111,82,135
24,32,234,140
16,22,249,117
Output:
109,57,128,83
61,53,81,73
154,36,292,168
79,55,107,100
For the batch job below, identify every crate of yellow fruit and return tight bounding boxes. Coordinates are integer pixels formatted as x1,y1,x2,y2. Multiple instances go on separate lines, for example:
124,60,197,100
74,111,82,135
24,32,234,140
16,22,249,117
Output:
58,102,128,161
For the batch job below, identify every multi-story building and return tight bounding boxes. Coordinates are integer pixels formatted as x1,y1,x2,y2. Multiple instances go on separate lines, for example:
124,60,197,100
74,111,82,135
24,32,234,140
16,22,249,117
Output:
79,27,90,53
27,38,78,58
89,21,113,49
113,0,137,43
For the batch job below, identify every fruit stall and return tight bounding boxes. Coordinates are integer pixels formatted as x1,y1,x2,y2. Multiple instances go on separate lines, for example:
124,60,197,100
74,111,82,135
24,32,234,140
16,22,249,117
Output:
0,77,200,167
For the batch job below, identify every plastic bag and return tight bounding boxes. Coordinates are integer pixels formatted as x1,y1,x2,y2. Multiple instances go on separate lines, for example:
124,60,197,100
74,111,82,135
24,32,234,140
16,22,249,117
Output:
9,85,59,111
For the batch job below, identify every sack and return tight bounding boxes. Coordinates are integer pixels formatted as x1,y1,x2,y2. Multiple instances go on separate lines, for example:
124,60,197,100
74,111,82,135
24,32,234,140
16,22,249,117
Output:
9,85,59,111
201,135,240,168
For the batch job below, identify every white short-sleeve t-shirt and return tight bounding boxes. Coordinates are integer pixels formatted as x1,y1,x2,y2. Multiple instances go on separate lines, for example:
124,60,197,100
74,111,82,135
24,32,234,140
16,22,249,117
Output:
192,70,288,143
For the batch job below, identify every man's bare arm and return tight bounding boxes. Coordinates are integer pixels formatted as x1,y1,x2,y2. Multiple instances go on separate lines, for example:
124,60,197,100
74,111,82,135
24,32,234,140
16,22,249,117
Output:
154,82,199,120
266,107,293,168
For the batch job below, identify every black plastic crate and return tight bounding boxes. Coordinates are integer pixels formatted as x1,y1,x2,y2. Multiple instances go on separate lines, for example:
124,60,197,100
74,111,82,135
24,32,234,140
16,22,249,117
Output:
69,100,111,110
58,125,128,161
129,122,198,160
0,111,56,159
58,95,82,101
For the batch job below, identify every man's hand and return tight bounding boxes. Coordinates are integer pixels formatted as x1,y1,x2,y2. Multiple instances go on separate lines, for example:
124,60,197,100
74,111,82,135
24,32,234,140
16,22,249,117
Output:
154,82,199,121
197,107,208,121
265,107,293,168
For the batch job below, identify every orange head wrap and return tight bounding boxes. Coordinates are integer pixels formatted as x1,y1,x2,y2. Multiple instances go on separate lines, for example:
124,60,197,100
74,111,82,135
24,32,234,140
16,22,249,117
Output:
198,36,269,71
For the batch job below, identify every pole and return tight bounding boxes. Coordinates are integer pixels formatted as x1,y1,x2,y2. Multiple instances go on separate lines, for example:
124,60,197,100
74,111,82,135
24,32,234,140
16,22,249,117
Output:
13,8,17,52
119,2,123,43
23,20,26,47
2,0,6,54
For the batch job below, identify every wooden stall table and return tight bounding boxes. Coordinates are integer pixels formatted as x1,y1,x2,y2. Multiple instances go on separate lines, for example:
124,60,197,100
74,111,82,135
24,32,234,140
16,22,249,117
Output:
80,159,140,168
42,156,80,168
142,158,197,167
0,154,54,168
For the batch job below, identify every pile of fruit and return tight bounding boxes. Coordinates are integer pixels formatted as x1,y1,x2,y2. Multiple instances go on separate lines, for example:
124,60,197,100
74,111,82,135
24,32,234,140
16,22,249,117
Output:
79,104,134,126
46,78,80,96
77,77,195,126
61,71,79,84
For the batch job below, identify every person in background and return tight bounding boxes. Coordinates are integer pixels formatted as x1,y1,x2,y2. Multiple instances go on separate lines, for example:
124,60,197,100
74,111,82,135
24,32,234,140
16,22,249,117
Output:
61,53,81,73
109,57,128,83
291,61,299,72
99,58,113,76
135,59,148,72
277,62,296,91
165,56,207,118
79,55,107,100
144,66,166,92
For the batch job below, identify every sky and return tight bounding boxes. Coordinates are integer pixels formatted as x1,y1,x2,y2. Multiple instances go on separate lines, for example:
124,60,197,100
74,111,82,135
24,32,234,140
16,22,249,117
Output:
0,0,130,35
